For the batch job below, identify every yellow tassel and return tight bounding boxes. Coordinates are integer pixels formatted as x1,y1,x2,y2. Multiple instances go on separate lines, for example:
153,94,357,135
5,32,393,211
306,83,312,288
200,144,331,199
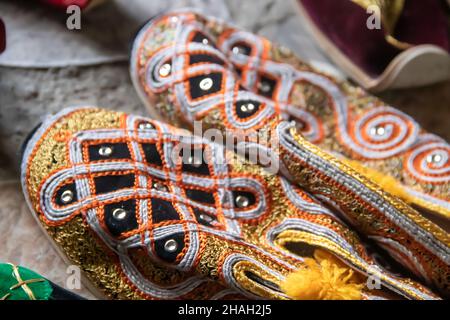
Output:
281,250,364,300
342,159,415,205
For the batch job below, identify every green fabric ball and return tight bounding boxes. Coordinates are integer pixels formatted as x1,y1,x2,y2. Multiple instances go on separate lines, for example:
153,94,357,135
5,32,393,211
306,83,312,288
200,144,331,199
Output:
0,263,53,300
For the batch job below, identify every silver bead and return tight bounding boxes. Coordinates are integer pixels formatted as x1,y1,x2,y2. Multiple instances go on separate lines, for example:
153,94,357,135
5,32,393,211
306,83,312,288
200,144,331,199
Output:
202,38,209,45
199,77,213,91
159,63,172,77
240,102,256,113
235,195,250,208
152,182,168,192
60,189,74,204
98,145,113,157
139,122,154,130
232,45,246,55
370,125,386,136
187,155,202,167
426,153,443,164
258,81,272,93
164,239,178,252
279,46,291,56
199,214,213,223
112,208,127,221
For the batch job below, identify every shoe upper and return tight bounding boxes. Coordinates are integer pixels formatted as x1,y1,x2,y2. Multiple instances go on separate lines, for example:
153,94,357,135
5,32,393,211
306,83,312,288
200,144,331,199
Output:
129,11,450,297
20,107,441,300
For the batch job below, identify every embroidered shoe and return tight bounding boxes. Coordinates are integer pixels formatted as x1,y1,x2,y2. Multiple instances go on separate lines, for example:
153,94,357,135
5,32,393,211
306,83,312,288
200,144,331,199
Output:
21,107,441,300
129,11,450,297
130,10,450,221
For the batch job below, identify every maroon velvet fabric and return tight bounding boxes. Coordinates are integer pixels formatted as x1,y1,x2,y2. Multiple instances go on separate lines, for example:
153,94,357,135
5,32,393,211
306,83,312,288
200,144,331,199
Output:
395,0,449,50
299,0,450,77
0,19,5,54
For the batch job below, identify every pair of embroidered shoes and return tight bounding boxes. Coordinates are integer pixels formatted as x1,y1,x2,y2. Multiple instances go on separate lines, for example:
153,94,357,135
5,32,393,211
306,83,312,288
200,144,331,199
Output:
20,10,450,300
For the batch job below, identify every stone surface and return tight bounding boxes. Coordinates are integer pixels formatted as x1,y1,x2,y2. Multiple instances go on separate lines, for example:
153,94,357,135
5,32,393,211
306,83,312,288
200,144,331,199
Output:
0,63,143,180
0,0,332,67
0,0,231,67
0,0,449,300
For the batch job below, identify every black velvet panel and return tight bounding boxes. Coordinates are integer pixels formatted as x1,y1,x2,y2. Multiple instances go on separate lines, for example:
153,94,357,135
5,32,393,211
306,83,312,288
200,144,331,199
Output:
94,174,135,195
189,72,222,100
88,143,131,161
189,53,224,66
257,75,277,98
154,232,185,263
181,149,210,175
185,189,215,204
55,183,77,206
151,198,180,223
235,100,261,119
104,200,138,236
142,143,163,166
191,32,216,48
232,42,252,55
235,67,243,77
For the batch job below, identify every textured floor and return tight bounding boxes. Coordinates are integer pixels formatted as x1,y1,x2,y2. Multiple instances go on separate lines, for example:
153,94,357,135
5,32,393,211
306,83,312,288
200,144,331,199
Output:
0,0,449,299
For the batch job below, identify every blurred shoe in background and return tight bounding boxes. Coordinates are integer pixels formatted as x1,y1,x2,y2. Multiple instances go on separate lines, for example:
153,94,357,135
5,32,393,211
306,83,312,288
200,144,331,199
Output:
39,0,106,10
295,0,450,91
